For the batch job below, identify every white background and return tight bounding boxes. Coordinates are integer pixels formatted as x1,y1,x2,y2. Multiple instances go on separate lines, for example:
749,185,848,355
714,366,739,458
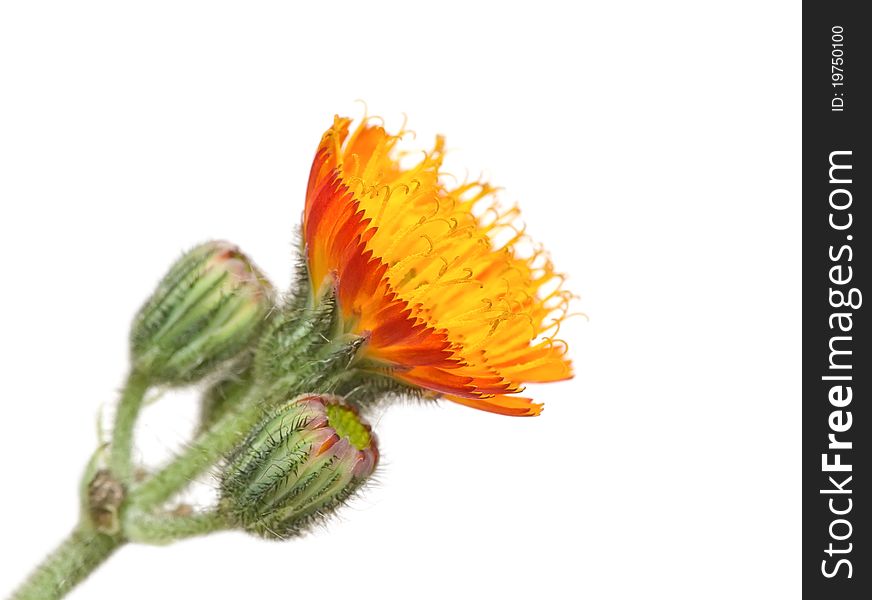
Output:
0,2,801,599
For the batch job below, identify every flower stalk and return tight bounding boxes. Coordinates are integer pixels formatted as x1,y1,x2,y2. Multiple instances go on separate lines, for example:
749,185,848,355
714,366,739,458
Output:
11,527,122,600
107,370,150,487
123,509,228,545
129,387,266,511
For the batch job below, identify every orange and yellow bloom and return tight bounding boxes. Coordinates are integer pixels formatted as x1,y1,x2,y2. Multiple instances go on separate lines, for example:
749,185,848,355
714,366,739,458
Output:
303,116,573,416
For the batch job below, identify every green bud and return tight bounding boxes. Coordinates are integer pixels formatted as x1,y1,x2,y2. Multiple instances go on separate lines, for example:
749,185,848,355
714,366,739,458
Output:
220,393,378,539
131,241,274,385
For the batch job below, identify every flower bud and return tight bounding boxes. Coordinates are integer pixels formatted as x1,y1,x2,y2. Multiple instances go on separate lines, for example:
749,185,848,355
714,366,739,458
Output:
131,241,273,385
220,394,378,538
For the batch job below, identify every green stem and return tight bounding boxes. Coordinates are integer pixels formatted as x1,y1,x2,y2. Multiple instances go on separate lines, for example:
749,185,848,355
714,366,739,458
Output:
10,526,122,600
108,370,150,485
124,510,228,545
131,390,264,510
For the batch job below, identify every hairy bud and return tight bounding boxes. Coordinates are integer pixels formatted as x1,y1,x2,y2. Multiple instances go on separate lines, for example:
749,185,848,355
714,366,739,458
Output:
220,394,378,538
130,241,273,384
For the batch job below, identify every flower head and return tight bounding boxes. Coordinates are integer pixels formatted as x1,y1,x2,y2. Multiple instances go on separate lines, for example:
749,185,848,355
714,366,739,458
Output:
303,116,573,416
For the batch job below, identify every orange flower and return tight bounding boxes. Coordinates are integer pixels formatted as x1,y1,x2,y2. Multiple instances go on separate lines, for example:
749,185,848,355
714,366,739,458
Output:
303,116,573,416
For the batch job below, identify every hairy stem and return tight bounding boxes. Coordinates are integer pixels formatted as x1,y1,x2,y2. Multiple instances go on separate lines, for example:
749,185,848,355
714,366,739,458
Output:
108,370,150,485
124,509,228,545
10,526,122,600
131,389,263,511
